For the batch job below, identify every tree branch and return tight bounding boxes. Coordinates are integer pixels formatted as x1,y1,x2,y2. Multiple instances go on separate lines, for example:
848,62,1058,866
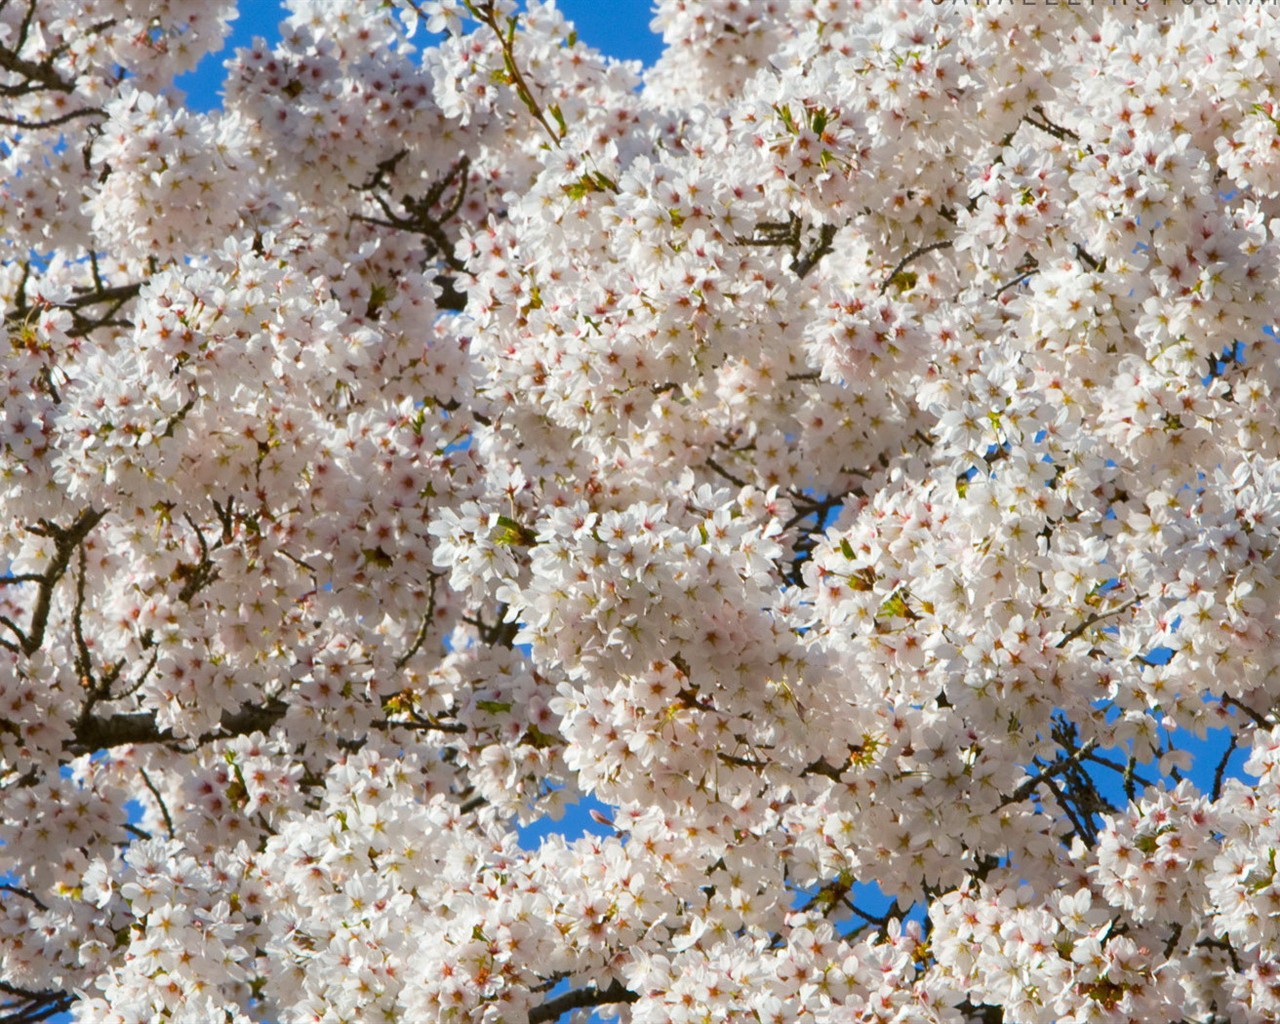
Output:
1003,739,1097,806
1055,595,1142,649
528,979,637,1024
14,509,105,656
879,239,952,295
792,222,837,279
71,698,290,755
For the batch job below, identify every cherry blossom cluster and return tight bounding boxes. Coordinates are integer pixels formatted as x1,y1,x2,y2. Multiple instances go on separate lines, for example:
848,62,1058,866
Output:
0,0,1278,1022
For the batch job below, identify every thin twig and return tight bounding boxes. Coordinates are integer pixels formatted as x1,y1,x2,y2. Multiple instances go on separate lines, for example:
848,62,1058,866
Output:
396,574,441,669
1004,739,1097,806
704,457,747,489
1055,595,1142,649
1221,694,1268,729
139,768,175,838
1026,104,1079,142
879,240,952,295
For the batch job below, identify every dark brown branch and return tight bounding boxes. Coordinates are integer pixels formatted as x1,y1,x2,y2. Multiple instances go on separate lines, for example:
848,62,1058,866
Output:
175,512,219,604
71,545,90,680
801,758,843,781
139,767,175,838
792,222,837,279
880,240,952,295
375,715,468,735
0,574,42,587
351,156,472,313
1073,243,1102,272
71,698,289,755
1196,936,1241,974
61,282,142,311
704,457,747,489
0,106,101,130
1040,772,1095,848
1003,740,1097,806
1081,749,1154,791
355,148,408,194
528,979,637,1024
0,38,76,95
988,259,1039,301
1055,595,1142,649
14,509,105,656
0,885,46,912
8,282,143,340
434,273,467,311
782,491,849,532
0,978,74,1024
1222,694,1269,729
738,215,802,257
1026,104,1079,142
396,574,441,669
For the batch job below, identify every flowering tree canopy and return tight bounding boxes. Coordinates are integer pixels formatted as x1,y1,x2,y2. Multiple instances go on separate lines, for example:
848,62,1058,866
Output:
2,0,1280,1020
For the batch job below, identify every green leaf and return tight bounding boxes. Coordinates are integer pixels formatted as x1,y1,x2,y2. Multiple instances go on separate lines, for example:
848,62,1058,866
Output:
878,591,911,620
887,270,917,294
562,176,596,200
839,537,855,560
1252,103,1280,131
560,172,619,200
491,514,535,546
848,567,877,593
524,724,559,748
362,546,394,568
477,699,513,715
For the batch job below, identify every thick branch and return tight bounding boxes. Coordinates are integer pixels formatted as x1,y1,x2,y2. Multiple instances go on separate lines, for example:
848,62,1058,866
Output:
528,979,637,1024
792,222,837,279
0,45,75,95
12,509,105,656
0,979,73,1024
71,698,289,755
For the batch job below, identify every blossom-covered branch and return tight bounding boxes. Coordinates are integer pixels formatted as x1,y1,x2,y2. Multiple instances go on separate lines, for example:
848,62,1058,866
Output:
0,2,1277,1023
